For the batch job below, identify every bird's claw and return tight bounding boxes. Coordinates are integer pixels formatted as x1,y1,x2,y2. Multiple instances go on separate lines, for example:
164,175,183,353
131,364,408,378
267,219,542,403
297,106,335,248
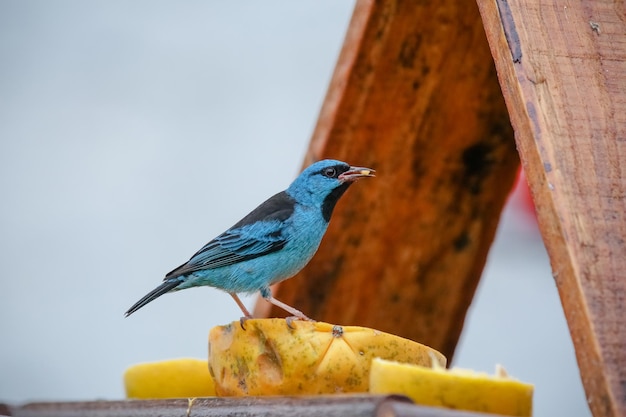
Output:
239,315,252,330
285,315,315,329
285,316,297,329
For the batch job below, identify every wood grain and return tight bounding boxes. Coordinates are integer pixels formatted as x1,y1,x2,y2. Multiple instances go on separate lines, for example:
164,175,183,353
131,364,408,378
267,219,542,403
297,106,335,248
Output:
476,0,626,416
3,396,495,417
255,0,519,360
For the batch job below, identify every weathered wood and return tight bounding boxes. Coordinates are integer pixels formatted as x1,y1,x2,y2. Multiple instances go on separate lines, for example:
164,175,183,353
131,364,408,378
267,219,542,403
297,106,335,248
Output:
3,396,496,417
255,0,518,360
476,1,626,416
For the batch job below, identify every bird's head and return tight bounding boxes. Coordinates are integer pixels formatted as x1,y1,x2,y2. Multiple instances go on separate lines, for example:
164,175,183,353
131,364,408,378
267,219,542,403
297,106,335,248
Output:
287,159,375,221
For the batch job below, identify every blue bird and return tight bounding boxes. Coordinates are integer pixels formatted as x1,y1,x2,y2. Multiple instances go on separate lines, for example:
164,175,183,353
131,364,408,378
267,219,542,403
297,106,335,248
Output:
125,159,375,322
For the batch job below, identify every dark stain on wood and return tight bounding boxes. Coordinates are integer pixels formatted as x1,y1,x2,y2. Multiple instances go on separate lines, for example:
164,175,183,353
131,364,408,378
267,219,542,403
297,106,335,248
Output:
462,142,495,194
453,231,471,251
495,0,522,63
399,34,423,68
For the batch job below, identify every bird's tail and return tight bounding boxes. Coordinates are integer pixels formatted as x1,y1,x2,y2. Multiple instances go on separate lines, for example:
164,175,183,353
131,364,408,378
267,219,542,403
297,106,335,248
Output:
124,279,182,317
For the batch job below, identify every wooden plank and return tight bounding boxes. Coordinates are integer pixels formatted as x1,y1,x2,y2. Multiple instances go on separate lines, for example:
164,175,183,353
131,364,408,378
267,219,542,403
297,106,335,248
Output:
255,0,519,360
3,396,497,417
476,0,626,416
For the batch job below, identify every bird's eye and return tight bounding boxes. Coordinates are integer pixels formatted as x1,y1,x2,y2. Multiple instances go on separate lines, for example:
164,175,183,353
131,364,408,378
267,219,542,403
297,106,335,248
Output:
322,167,337,178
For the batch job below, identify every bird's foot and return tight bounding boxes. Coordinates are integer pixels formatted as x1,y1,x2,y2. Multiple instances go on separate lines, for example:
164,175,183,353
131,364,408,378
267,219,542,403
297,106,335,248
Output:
239,315,253,330
285,315,315,329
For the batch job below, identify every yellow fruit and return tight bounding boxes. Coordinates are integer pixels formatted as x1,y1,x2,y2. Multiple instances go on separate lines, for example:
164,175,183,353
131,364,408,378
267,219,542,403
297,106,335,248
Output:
124,358,216,399
369,358,533,416
208,318,445,396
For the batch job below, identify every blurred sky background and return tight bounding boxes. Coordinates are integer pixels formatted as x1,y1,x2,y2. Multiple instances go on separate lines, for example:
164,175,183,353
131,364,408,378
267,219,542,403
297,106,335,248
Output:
0,2,590,416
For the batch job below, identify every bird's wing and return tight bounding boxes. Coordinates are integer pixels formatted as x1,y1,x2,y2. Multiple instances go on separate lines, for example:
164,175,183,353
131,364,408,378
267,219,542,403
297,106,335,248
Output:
165,223,287,278
165,191,295,279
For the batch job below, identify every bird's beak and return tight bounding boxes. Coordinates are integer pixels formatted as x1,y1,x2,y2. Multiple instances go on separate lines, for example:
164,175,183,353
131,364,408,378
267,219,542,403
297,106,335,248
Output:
338,166,376,183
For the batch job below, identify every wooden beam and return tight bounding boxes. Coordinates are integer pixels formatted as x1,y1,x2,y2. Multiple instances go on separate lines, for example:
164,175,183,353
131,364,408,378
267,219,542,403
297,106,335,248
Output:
2,397,497,417
255,0,518,361
476,1,626,416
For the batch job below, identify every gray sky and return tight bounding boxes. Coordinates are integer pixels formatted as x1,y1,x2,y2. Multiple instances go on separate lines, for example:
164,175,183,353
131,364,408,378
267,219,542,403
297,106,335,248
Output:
0,2,589,416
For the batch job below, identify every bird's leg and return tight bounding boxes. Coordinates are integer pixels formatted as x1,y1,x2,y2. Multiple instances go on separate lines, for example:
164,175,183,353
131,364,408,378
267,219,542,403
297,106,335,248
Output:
229,292,253,329
229,292,253,317
259,287,313,327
